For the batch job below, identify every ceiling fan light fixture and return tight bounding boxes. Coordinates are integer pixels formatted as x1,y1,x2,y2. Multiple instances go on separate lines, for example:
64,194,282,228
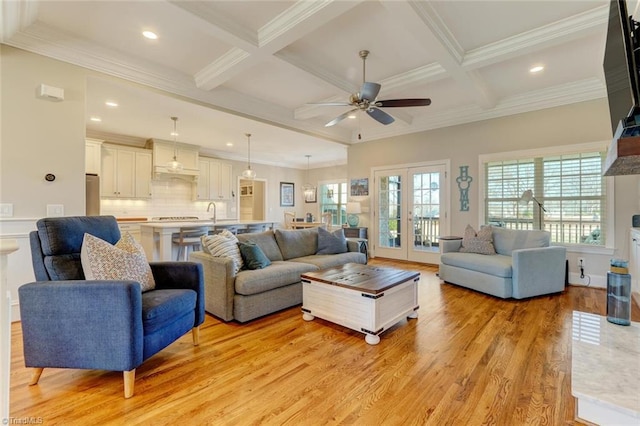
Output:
242,133,256,180
166,116,183,173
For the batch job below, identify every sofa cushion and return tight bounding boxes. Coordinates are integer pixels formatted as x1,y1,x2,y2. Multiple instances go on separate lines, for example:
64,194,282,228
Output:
317,227,347,254
141,289,196,334
237,231,283,262
460,225,495,255
274,228,318,260
440,252,513,278
234,261,318,296
201,230,243,274
294,252,366,269
238,241,271,270
81,232,156,292
492,227,550,256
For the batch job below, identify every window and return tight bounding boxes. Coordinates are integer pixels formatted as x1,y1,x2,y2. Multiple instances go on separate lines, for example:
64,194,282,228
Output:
319,181,347,226
483,147,607,246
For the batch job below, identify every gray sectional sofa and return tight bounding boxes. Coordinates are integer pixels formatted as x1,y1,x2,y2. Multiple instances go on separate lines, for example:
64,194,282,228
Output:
439,227,566,299
190,228,366,322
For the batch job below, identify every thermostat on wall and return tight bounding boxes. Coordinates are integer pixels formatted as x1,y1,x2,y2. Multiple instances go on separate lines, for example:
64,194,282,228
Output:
37,84,64,102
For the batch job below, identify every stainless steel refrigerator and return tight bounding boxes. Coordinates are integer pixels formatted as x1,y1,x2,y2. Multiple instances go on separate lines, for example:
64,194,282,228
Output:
86,174,100,216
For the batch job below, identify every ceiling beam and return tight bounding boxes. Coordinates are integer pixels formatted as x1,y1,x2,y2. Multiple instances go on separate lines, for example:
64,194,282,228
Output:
191,0,364,91
1,0,38,43
381,0,497,109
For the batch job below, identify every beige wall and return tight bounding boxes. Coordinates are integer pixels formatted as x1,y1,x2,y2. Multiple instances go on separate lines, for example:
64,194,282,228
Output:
1,45,87,218
348,99,640,279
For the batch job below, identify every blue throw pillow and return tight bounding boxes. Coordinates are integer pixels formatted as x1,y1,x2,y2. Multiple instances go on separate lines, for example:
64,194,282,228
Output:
317,227,348,254
237,241,271,269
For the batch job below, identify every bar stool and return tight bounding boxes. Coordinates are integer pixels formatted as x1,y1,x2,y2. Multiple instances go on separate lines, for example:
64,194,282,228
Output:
172,226,209,261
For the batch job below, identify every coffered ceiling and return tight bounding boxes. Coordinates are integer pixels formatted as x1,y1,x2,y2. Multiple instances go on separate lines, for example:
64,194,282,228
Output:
1,0,613,168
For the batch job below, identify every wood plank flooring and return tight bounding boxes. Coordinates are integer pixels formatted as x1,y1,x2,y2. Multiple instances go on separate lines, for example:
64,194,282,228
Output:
9,259,639,425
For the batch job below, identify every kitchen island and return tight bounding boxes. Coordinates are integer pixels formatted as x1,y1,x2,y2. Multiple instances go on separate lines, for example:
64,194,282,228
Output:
140,220,275,261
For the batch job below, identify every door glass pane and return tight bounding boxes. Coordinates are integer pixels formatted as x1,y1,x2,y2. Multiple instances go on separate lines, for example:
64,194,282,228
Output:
412,172,440,252
378,175,402,248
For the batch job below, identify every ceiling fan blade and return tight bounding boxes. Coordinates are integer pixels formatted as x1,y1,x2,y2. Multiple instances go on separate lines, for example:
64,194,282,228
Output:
360,82,381,101
307,102,352,106
366,107,395,125
325,108,358,127
375,98,431,107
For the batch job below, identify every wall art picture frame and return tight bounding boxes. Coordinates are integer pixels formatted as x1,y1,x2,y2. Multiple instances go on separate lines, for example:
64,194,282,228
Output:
280,182,295,207
350,178,369,196
304,187,317,203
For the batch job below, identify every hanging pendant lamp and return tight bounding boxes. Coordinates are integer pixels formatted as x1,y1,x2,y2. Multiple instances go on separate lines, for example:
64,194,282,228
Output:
302,155,315,198
241,133,256,179
166,116,183,173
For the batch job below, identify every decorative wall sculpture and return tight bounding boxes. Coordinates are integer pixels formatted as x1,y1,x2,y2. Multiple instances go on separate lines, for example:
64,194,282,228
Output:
456,166,473,211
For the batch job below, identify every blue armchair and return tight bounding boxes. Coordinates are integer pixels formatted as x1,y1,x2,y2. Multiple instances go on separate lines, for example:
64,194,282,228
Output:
19,216,205,398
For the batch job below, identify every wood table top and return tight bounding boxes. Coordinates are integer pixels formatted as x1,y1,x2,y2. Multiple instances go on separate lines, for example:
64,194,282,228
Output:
301,263,420,295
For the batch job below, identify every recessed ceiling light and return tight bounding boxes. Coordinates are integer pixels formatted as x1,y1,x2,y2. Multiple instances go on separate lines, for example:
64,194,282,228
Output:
142,31,158,40
530,65,544,73
105,101,118,107
348,114,357,119
90,117,102,122
226,142,233,147
170,131,178,137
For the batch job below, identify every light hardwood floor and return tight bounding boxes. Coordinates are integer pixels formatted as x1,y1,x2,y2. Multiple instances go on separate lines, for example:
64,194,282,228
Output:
9,259,639,425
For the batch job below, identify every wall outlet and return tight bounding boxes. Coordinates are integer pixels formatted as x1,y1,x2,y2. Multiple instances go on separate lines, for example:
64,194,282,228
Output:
577,257,585,268
0,203,13,217
46,204,64,217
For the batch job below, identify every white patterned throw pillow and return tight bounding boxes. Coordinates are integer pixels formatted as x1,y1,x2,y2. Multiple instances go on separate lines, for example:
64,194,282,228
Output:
80,232,156,292
459,225,496,255
201,229,244,274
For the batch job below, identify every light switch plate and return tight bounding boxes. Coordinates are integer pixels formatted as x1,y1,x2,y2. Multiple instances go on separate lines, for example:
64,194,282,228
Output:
46,204,64,217
0,203,13,217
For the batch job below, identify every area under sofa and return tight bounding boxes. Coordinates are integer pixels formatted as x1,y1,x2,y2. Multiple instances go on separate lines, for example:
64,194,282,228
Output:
190,228,366,322
439,226,566,299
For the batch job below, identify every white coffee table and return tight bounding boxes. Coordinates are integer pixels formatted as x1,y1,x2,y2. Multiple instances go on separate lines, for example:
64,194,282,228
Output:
301,263,420,345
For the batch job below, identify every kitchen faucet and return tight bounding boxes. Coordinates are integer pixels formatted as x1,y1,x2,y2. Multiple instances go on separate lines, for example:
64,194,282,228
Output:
207,202,217,223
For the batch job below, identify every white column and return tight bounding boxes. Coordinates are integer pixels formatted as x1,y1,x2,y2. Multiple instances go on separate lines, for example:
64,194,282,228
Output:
0,240,19,422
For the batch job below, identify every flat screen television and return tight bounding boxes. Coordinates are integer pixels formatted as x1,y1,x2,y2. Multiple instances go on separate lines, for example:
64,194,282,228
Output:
603,0,640,136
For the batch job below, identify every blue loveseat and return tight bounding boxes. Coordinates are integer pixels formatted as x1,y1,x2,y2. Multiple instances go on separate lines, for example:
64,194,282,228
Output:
439,227,566,299
19,216,205,398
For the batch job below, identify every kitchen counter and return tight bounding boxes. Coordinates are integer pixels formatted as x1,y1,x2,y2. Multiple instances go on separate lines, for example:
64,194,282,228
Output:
140,220,275,261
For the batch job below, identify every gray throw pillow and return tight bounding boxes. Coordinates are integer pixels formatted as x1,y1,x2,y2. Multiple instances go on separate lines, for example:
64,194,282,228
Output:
237,241,271,269
316,227,348,254
459,225,496,255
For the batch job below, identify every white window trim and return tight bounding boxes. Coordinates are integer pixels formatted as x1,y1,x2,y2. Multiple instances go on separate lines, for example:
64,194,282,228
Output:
478,141,615,253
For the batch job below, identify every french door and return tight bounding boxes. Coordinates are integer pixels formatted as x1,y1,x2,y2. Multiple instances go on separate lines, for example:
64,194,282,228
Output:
373,163,448,264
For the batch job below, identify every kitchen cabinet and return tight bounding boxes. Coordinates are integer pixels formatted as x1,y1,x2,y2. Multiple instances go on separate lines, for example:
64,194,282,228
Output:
85,138,103,174
149,139,199,175
195,158,233,200
101,145,152,199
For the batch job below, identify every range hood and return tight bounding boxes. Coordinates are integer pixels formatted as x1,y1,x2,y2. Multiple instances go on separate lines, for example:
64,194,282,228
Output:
603,120,640,176
146,139,200,180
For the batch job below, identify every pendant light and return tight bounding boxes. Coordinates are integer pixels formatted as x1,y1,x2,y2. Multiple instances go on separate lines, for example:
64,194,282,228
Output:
241,133,256,179
302,155,315,198
166,116,183,173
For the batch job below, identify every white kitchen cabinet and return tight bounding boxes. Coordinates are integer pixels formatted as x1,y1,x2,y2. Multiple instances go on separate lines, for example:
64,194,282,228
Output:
85,138,103,174
195,158,233,200
118,223,142,243
135,152,152,198
150,140,199,175
102,145,152,199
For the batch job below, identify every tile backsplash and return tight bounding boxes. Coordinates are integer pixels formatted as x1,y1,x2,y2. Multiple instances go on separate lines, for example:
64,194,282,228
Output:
100,179,232,219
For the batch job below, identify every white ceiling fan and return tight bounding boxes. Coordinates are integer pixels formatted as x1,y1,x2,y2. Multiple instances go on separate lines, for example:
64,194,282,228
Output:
311,50,432,128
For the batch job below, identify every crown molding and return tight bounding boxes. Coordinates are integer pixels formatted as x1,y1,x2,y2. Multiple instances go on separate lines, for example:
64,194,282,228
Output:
462,5,608,70
407,0,465,64
194,48,251,91
0,0,38,43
